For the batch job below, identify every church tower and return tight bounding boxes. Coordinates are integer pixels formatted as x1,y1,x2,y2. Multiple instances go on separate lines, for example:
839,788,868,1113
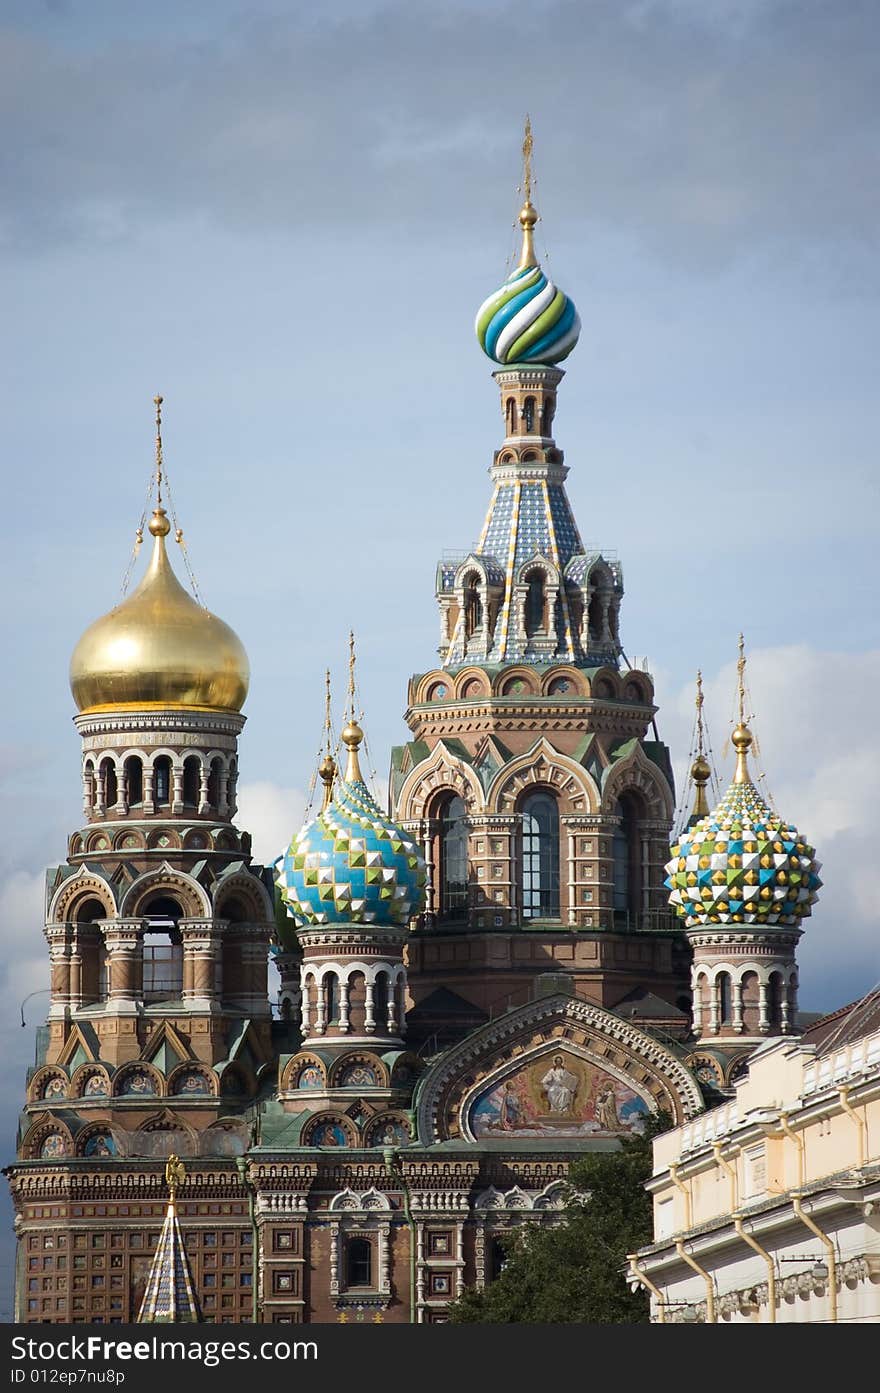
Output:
9,401,274,1323
665,638,822,1085
390,123,690,1034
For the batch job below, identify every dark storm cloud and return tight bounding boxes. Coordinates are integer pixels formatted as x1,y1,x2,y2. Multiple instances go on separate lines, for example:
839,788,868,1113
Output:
2,0,878,263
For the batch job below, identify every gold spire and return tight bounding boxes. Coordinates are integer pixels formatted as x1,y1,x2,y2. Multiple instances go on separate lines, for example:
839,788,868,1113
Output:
516,115,539,271
690,670,711,818
318,668,336,809
732,633,754,784
340,631,365,782
149,394,171,537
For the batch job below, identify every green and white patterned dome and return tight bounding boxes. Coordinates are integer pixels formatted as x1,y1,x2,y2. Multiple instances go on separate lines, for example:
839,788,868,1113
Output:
665,724,821,930
275,720,426,930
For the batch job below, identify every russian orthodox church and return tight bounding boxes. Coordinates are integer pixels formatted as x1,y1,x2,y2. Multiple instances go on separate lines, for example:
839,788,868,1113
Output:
6,127,822,1325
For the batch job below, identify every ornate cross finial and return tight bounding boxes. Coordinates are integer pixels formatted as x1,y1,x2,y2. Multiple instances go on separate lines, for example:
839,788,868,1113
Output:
154,394,164,507
319,668,336,810
347,630,357,721
695,668,705,756
737,632,746,726
165,1153,185,1203
522,114,533,205
324,667,333,754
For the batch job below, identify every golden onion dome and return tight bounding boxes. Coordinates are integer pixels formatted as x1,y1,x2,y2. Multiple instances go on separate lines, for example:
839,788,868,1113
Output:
69,507,249,714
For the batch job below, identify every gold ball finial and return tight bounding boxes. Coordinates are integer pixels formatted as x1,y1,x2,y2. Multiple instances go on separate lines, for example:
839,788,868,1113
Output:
691,753,711,784
341,718,364,750
732,722,753,754
148,507,171,537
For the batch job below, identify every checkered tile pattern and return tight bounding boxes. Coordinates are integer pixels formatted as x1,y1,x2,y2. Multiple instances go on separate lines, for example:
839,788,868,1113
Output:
276,777,427,928
665,778,821,929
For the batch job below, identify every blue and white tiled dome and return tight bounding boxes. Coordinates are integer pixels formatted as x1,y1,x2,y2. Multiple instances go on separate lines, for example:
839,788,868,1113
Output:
276,722,426,929
665,725,821,930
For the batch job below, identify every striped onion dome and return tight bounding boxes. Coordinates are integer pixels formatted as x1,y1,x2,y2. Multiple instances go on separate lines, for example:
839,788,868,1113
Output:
475,199,580,366
665,723,821,930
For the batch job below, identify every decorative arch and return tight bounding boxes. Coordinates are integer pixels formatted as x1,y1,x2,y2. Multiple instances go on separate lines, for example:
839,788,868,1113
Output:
303,1114,357,1149
330,1053,389,1090
120,865,211,919
416,993,703,1145
75,1124,121,1159
200,1122,248,1158
132,1111,197,1158
495,667,538,698
486,737,599,816
364,1114,411,1148
414,670,453,705
600,743,674,822
29,1067,69,1103
329,1186,392,1212
590,666,621,701
70,1064,111,1099
280,1053,327,1093
395,740,485,822
112,1062,163,1098
166,1063,217,1097
540,666,586,697
212,871,273,924
453,667,489,700
22,1113,74,1161
49,868,117,925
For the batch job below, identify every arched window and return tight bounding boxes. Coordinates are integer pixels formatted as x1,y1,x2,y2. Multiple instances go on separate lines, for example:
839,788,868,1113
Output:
125,756,143,807
541,398,555,436
768,972,783,1028
153,756,172,806
207,757,222,808
588,588,603,644
101,759,118,809
182,756,200,807
346,1237,372,1288
142,896,183,1002
374,971,389,1022
440,796,468,921
718,973,732,1026
463,575,482,639
612,794,643,928
84,760,96,810
324,974,339,1025
522,396,535,432
520,791,560,920
505,397,516,434
525,573,544,638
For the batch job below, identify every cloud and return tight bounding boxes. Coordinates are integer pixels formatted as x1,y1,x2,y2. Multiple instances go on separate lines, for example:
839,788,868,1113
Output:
235,780,307,868
656,644,880,1012
3,0,879,269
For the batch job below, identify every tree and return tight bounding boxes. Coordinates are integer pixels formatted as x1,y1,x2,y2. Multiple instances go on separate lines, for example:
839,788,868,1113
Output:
448,1117,669,1324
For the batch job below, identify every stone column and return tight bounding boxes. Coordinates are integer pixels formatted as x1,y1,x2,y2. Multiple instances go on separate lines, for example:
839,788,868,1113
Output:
691,970,703,1037
180,918,220,1012
708,975,720,1036
567,830,576,925
118,768,129,815
217,767,229,818
338,973,350,1033
733,976,744,1034
45,924,73,1020
299,967,312,1033
143,766,154,816
95,767,106,817
198,764,211,815
101,920,144,1013
364,980,376,1033
758,981,770,1034
171,765,184,816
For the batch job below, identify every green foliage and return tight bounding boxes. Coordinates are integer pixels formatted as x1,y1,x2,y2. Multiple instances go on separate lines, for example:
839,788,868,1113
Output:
448,1115,669,1324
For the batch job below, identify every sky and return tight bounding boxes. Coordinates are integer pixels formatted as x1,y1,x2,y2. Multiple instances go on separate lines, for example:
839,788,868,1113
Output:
1,0,879,1315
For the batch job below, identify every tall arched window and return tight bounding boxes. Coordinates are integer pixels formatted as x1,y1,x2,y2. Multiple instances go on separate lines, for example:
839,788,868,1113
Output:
463,575,482,639
142,896,183,1003
505,397,516,434
522,396,535,432
125,756,143,807
346,1237,372,1288
525,573,544,638
153,756,172,806
207,757,222,808
323,974,339,1025
440,796,468,921
374,971,389,1023
182,756,200,807
520,792,560,920
612,794,643,928
768,972,783,1028
101,759,118,809
718,973,732,1026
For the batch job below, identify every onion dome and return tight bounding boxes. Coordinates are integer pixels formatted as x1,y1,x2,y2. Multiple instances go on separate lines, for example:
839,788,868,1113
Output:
475,214,581,366
69,505,249,714
276,719,427,928
665,723,821,929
